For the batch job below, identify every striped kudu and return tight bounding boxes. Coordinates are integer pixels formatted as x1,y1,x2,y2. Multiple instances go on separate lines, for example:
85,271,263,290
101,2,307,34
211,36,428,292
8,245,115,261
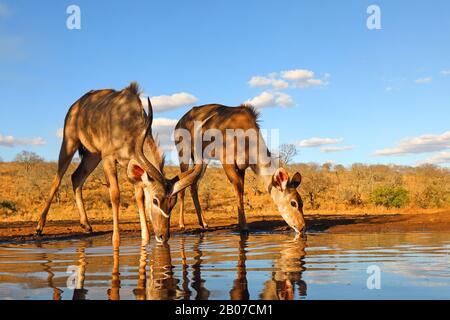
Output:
35,82,204,244
175,104,306,235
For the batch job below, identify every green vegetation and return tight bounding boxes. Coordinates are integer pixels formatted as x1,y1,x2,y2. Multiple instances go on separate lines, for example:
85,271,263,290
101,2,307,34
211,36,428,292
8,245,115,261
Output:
290,162,450,211
370,186,409,208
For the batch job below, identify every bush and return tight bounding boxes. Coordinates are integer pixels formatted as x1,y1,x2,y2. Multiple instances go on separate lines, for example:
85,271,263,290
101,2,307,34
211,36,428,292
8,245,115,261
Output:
370,186,409,208
0,200,17,212
415,185,448,209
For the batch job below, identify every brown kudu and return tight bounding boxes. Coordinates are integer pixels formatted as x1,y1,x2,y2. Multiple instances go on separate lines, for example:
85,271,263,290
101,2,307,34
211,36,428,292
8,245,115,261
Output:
175,104,306,234
35,82,204,244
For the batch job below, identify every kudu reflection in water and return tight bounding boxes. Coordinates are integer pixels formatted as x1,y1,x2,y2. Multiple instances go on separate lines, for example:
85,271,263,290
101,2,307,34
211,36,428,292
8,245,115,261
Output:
260,237,307,300
34,240,91,301
72,239,90,300
133,235,210,300
229,234,250,300
37,242,62,300
36,234,306,300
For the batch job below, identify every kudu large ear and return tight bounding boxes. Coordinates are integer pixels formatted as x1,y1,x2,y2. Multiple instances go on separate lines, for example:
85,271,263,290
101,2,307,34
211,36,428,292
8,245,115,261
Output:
272,168,289,192
289,172,302,189
127,159,150,184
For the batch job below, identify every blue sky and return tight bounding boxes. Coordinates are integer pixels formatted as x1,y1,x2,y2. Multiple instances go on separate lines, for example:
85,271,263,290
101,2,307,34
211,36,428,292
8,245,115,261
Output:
0,0,449,166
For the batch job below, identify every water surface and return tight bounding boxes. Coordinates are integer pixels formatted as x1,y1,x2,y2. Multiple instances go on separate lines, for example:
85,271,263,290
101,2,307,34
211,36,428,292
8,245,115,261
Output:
0,231,449,300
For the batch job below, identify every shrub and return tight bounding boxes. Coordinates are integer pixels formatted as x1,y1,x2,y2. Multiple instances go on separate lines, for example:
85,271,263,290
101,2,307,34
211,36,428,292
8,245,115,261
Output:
0,200,17,212
370,186,409,208
415,185,447,209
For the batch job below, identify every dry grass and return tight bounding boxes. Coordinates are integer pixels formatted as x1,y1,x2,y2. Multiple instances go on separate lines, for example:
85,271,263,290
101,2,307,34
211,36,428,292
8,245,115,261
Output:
0,162,449,226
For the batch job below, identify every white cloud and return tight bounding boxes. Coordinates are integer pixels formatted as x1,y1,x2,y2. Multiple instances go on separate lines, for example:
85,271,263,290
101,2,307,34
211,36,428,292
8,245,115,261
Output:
281,69,314,81
375,131,450,156
320,146,354,153
441,70,450,76
248,76,289,89
141,92,198,113
296,137,343,148
245,91,294,109
248,69,329,91
56,128,64,139
281,69,329,88
152,118,178,152
415,77,432,84
0,134,46,147
273,92,294,107
423,151,450,165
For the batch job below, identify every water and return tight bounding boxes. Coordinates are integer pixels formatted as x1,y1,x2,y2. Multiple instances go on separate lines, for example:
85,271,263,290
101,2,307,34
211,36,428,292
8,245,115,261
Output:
0,231,449,300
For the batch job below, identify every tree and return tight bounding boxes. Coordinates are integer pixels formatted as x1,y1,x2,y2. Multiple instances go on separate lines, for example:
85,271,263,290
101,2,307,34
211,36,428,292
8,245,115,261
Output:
298,163,331,210
370,186,409,208
14,151,44,172
0,156,4,163
279,144,298,166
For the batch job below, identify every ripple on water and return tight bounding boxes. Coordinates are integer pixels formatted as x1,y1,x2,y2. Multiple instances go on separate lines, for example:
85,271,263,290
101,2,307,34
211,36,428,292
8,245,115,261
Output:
0,231,449,300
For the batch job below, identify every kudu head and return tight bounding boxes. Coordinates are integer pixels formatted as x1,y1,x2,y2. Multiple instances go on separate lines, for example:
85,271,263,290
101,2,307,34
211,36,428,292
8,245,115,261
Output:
127,98,203,243
269,168,305,235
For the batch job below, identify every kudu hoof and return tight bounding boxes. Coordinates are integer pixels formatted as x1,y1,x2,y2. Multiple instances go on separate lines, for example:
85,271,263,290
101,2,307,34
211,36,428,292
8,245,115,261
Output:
80,224,93,234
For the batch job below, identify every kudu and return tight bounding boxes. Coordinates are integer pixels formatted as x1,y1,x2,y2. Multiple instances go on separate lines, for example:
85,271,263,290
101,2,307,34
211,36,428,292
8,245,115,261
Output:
35,82,204,244
175,104,306,234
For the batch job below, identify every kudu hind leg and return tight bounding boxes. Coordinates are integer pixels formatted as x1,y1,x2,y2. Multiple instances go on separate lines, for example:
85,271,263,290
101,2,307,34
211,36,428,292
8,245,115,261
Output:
71,153,101,233
36,138,80,235
223,164,248,232
178,162,189,230
190,165,208,230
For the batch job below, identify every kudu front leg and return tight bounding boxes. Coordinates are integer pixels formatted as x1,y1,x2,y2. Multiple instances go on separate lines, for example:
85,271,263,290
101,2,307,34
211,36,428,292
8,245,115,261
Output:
135,186,150,243
103,160,121,246
178,162,190,231
190,183,209,230
178,189,186,231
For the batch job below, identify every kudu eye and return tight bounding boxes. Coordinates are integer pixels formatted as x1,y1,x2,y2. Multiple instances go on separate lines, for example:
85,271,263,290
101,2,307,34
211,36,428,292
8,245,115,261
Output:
290,200,298,208
153,198,159,206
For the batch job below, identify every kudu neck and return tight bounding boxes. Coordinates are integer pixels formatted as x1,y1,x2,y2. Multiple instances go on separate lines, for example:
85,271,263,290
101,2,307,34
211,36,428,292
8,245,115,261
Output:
252,161,277,193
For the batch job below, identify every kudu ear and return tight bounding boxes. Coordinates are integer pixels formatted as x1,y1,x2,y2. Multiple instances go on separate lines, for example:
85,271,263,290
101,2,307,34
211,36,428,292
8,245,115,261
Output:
272,168,289,192
127,159,150,184
289,172,302,189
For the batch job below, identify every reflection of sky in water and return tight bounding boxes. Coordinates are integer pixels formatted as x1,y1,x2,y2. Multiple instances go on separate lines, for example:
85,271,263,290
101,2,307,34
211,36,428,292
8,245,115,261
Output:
0,232,449,300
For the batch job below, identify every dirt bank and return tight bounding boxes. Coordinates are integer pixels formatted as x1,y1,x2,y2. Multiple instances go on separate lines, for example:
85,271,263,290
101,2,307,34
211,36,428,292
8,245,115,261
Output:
0,211,449,243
